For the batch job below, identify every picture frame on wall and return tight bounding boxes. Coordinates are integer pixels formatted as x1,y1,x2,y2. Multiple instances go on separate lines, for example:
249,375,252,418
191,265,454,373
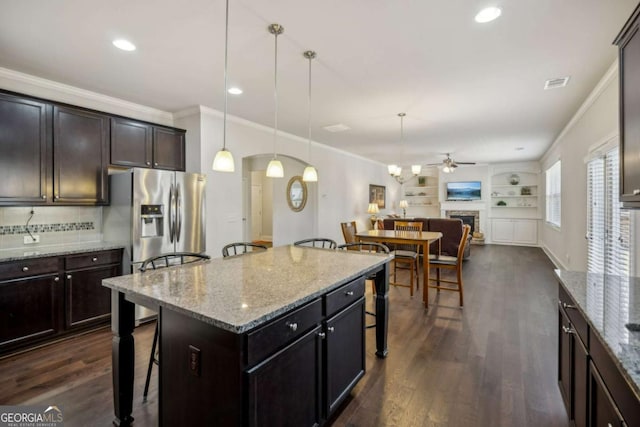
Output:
369,184,386,209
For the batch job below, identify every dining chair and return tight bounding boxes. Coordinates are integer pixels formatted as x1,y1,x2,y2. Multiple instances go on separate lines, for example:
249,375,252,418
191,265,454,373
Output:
392,221,423,297
428,224,471,307
336,242,390,328
222,242,268,257
139,252,211,402
340,221,358,244
293,238,337,249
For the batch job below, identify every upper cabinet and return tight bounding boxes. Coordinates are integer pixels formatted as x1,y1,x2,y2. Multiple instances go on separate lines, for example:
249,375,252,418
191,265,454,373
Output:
0,93,50,205
615,4,640,207
111,118,185,171
53,105,109,205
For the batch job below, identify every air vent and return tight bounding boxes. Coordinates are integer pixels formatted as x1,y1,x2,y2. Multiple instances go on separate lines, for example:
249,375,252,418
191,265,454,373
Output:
544,76,570,90
323,123,350,133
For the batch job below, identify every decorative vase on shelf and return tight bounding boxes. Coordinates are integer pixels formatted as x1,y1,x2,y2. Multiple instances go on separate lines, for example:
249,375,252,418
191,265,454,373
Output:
509,174,520,185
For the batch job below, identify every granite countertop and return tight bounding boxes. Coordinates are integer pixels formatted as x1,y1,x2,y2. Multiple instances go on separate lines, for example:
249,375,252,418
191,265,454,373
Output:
555,270,640,401
103,245,392,334
0,242,127,262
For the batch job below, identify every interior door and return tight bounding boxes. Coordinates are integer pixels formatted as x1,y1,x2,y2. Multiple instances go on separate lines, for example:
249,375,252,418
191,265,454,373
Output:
251,185,263,241
174,172,206,254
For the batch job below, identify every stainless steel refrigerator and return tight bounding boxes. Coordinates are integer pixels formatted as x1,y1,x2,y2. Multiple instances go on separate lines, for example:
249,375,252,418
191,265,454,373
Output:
103,168,206,322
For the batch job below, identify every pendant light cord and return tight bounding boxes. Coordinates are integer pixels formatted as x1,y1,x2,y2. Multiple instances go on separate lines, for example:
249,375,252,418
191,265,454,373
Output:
307,54,312,161
222,0,229,150
273,30,279,159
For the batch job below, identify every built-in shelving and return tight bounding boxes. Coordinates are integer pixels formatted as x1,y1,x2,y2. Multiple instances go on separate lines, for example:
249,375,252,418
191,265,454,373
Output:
400,170,439,216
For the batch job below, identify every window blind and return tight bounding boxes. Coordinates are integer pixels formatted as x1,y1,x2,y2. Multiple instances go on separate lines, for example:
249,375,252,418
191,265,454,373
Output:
587,157,604,273
545,160,561,227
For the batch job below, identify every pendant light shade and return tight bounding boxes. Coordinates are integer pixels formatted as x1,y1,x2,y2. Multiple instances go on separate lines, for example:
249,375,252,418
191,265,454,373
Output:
411,165,422,175
266,23,284,178
302,50,318,182
212,0,235,172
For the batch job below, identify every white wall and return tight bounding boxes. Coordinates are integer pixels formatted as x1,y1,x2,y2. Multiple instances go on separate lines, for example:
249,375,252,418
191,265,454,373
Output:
539,62,620,271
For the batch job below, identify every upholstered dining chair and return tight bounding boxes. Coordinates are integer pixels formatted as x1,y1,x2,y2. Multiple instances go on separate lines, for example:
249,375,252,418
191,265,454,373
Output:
293,238,337,249
392,221,423,297
222,242,268,257
139,252,211,402
428,224,471,307
337,242,390,328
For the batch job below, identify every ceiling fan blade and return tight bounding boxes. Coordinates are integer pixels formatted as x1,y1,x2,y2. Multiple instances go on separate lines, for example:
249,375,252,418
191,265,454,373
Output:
425,162,442,166
455,161,476,165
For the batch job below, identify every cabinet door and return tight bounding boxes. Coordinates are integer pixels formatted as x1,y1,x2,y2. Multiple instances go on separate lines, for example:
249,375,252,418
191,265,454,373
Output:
558,307,572,413
64,264,119,329
619,19,640,205
513,219,537,244
0,93,50,205
247,325,322,427
573,332,588,427
0,274,61,352
491,219,514,243
325,298,365,416
589,361,625,427
53,105,109,204
153,127,185,171
110,118,153,168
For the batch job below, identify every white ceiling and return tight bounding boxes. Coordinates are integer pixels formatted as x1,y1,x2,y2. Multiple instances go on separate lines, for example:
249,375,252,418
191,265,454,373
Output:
0,0,637,167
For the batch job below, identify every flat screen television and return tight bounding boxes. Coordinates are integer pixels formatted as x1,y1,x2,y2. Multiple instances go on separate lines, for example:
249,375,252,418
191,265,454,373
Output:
446,181,481,201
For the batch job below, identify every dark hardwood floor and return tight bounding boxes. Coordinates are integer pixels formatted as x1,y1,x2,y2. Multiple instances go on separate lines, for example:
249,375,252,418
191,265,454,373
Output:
0,244,568,426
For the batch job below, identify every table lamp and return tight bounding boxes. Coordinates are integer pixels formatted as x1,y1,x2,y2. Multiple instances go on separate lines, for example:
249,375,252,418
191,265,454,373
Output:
367,203,379,229
399,200,409,218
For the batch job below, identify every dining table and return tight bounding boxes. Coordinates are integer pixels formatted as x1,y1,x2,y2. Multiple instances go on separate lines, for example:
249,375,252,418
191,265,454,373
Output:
356,229,442,308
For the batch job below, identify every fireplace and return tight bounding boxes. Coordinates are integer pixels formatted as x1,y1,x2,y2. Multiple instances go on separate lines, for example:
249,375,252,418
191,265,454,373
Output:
445,210,479,235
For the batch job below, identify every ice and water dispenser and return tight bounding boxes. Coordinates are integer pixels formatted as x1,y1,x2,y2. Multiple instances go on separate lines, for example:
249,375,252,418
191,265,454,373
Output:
140,204,164,237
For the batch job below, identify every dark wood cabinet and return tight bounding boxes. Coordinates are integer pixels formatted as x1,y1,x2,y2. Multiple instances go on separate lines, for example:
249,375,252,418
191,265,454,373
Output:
615,4,640,207
0,93,51,205
0,257,61,354
247,326,323,427
325,298,365,415
53,105,109,205
153,126,185,171
111,118,185,171
589,362,625,427
0,249,122,356
64,250,121,329
110,118,153,168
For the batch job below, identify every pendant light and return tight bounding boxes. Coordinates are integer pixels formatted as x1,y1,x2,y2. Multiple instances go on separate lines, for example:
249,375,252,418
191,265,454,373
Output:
266,24,284,178
302,50,318,182
212,0,235,172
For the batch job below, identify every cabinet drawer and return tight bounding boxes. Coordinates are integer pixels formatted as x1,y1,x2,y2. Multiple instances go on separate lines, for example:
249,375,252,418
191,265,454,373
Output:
325,277,365,317
559,285,588,346
65,249,121,270
246,299,322,366
0,257,59,281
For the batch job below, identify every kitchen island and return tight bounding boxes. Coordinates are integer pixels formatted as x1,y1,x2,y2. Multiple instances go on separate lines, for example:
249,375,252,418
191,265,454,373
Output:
103,245,391,426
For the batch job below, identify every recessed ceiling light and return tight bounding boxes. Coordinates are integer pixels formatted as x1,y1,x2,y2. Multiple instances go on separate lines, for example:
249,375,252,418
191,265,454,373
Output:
323,123,351,133
228,87,243,95
475,7,502,23
112,39,136,51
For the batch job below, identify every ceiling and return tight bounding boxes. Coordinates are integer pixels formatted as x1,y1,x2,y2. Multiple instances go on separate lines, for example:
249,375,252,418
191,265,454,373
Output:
0,0,637,168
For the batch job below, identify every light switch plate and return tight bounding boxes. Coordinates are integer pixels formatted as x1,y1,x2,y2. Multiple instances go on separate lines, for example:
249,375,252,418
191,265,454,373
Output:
24,235,40,244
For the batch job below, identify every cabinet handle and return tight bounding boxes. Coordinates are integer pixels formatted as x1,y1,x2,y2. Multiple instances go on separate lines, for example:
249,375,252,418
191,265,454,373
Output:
317,332,326,339
146,161,151,166
92,257,98,262
327,326,335,333
634,189,640,195
41,195,46,200
154,162,158,166
54,277,60,282
22,266,29,272
288,322,298,332
67,274,72,280
562,326,574,335
345,290,354,296
562,302,576,310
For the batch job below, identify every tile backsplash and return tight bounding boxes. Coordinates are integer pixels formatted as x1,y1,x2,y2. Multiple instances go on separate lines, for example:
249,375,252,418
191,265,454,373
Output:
0,206,102,250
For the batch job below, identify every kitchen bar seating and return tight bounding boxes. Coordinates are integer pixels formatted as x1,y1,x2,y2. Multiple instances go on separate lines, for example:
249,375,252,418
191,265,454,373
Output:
222,242,268,257
293,237,338,249
138,252,211,402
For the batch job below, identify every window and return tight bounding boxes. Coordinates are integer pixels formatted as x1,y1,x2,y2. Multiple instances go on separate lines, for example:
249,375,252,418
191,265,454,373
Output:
545,160,561,227
587,148,632,277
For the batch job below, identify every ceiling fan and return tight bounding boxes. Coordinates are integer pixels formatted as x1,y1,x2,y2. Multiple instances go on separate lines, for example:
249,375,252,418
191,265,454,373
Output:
427,153,476,173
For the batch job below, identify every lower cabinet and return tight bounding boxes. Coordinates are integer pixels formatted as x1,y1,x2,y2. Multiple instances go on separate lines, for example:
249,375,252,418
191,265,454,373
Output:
0,249,122,356
558,302,588,427
491,218,537,245
589,361,626,427
160,277,367,426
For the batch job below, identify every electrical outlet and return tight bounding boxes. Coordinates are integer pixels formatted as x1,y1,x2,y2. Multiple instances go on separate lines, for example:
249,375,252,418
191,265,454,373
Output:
24,235,40,244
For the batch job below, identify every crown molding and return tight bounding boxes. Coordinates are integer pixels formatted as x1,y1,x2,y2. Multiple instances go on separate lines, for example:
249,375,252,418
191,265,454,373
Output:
0,67,173,125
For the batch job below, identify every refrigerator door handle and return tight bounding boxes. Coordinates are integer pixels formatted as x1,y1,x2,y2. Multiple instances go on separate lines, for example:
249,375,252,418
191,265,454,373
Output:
168,183,175,243
176,185,182,242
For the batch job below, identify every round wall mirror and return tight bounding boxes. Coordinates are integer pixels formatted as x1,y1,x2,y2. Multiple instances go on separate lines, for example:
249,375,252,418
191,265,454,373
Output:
287,176,307,212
